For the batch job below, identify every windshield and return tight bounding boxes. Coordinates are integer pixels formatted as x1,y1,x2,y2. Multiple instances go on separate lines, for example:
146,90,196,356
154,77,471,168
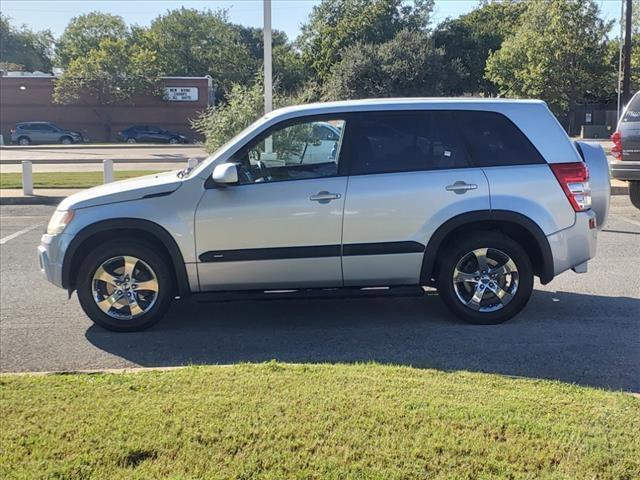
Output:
187,114,273,178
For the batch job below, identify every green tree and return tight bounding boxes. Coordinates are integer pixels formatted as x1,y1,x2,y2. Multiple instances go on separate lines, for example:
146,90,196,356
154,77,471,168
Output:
0,14,53,72
605,36,640,96
192,80,264,153
55,12,128,68
323,29,457,100
433,1,527,95
53,38,162,140
142,8,254,95
485,0,612,118
298,0,434,82
233,25,309,94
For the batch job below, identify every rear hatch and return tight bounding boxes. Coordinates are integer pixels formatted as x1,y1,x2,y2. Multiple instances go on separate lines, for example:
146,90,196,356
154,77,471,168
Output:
614,93,640,161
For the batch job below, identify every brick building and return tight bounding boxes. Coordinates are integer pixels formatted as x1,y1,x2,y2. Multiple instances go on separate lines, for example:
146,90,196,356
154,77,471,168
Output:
0,73,213,142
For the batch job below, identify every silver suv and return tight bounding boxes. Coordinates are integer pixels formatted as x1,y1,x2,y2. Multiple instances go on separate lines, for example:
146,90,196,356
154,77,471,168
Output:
38,99,610,331
11,122,85,145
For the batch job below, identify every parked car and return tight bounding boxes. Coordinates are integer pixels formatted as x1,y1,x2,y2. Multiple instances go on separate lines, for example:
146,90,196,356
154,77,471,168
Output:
11,122,85,145
116,125,189,144
39,98,610,331
610,91,640,208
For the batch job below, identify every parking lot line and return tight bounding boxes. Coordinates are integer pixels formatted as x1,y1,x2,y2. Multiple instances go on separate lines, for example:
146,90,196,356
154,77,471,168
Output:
0,223,44,245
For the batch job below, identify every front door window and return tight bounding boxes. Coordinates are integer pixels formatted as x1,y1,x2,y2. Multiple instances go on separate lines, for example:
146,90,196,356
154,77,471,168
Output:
231,119,346,184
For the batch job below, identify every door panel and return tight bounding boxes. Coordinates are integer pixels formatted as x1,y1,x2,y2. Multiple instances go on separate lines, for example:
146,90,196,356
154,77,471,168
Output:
195,177,347,291
342,169,490,286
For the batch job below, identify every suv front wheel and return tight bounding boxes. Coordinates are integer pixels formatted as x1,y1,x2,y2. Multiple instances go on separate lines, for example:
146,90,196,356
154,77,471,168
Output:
76,240,174,331
436,232,534,325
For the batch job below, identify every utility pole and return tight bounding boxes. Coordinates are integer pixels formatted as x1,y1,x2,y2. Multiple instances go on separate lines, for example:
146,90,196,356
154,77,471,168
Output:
263,0,273,114
622,0,633,105
616,0,625,120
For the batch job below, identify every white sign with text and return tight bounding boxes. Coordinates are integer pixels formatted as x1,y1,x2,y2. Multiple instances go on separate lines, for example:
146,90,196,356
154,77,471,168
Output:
164,87,199,102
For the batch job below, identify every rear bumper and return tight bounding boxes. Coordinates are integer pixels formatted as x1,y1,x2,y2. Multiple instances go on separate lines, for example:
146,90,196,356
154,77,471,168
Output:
610,160,640,181
547,210,597,277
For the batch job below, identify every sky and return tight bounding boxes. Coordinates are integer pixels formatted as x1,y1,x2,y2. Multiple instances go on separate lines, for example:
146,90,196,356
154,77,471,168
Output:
0,0,627,41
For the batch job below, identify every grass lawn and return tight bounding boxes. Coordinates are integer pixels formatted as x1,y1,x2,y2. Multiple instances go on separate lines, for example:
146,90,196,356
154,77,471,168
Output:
0,171,164,189
1,363,638,479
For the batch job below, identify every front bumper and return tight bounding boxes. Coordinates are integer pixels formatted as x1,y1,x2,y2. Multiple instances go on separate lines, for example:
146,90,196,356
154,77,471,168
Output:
38,233,73,289
610,160,640,181
547,210,598,276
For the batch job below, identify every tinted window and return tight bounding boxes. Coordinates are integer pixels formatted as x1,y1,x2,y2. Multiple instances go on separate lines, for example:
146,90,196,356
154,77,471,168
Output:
456,111,544,166
29,124,55,131
348,112,470,175
621,94,639,123
231,118,346,184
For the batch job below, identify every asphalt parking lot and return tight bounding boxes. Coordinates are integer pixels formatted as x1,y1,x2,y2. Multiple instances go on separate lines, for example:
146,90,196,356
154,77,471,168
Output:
1,197,638,391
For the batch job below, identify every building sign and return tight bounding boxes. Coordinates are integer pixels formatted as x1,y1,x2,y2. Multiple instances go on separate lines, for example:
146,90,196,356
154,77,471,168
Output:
164,87,199,102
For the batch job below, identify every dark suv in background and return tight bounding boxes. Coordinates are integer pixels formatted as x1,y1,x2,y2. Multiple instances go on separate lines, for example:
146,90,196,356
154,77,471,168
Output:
116,125,189,144
10,122,85,145
611,92,640,208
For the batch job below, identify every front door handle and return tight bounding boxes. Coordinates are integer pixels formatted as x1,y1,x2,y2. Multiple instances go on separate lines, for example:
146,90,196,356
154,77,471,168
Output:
310,191,342,203
445,181,478,194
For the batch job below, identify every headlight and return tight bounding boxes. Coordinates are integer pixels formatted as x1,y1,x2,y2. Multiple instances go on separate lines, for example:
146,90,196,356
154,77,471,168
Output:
46,210,74,235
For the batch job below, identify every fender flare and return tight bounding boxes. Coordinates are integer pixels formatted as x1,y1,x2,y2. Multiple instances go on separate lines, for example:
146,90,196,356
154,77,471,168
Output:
61,218,191,296
419,210,555,285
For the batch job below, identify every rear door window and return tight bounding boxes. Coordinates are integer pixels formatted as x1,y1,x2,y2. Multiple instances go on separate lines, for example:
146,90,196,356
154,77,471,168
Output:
455,111,545,166
347,111,471,175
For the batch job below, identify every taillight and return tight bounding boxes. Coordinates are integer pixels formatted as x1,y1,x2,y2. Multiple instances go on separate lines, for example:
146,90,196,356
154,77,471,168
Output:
10,128,15,134
550,162,591,212
611,131,622,160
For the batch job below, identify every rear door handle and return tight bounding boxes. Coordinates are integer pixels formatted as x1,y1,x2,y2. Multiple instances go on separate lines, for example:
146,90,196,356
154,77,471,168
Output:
310,191,342,203
446,181,478,194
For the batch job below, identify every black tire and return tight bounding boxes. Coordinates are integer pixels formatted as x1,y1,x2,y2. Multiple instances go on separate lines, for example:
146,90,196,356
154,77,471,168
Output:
60,136,72,145
18,136,30,145
76,239,174,331
169,137,180,144
436,231,534,325
126,138,137,144
629,181,640,210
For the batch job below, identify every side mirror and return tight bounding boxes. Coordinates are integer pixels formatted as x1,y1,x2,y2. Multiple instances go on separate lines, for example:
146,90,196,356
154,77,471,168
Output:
212,163,239,185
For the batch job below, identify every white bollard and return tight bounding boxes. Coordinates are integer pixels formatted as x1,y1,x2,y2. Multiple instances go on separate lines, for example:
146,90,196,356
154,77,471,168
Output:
103,159,114,184
22,160,33,196
187,157,198,170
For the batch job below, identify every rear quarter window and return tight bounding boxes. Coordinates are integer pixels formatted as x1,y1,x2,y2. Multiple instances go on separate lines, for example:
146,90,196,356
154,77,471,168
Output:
621,94,640,123
456,111,545,167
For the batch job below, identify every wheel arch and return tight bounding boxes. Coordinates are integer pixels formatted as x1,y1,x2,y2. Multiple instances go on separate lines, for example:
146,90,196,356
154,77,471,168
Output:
62,218,191,296
420,210,554,286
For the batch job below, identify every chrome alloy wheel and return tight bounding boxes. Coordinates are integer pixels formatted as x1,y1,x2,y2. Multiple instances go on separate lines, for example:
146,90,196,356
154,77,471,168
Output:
452,248,519,313
91,256,159,320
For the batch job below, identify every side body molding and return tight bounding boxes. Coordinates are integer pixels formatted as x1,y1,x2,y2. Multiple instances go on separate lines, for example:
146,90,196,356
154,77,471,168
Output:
420,210,555,285
61,218,191,296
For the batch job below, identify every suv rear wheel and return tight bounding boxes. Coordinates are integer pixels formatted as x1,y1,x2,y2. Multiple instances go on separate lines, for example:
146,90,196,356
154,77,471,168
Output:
76,240,174,331
436,232,534,325
18,136,30,145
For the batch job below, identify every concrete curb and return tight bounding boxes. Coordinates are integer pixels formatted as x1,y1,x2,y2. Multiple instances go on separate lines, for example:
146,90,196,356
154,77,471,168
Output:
0,195,66,206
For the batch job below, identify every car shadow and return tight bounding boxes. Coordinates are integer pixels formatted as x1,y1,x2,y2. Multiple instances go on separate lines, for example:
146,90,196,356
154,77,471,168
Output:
85,289,640,392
